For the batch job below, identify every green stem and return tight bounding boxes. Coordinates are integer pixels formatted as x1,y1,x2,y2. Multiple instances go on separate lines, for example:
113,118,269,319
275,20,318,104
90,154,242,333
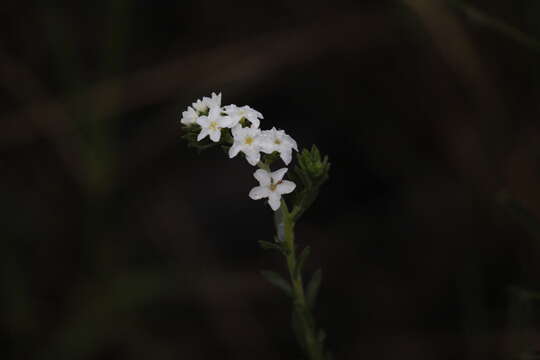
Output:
277,201,325,360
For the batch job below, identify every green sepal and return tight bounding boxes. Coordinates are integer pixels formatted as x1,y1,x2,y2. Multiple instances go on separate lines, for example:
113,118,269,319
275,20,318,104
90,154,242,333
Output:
260,270,292,297
306,269,322,310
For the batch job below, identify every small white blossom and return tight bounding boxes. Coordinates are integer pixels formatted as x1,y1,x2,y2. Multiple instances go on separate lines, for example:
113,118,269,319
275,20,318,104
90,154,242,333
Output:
196,106,233,142
260,127,298,165
224,104,263,128
249,168,296,211
229,125,262,166
192,92,222,114
180,106,198,125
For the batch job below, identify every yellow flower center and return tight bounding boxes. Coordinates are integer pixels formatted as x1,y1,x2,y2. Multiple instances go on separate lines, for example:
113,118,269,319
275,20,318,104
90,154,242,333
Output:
269,180,282,191
209,121,218,130
274,139,282,145
245,136,254,145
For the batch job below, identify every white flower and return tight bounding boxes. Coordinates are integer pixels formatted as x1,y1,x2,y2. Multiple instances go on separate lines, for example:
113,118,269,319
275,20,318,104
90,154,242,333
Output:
192,92,222,114
180,106,198,125
196,106,233,142
260,127,298,165
224,104,263,128
249,168,296,211
229,126,262,166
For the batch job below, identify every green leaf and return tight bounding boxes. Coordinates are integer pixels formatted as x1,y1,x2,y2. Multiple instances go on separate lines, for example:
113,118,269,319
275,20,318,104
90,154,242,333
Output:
260,270,292,297
258,240,284,252
306,269,322,309
294,246,311,279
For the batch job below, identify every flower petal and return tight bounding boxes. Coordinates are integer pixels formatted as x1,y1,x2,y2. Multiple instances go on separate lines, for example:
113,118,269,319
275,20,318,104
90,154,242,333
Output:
245,149,261,166
209,129,221,142
197,128,209,141
254,169,271,186
280,149,292,165
196,115,210,127
231,124,243,138
229,144,241,158
276,180,296,194
219,115,234,128
249,186,270,200
268,193,282,211
208,106,221,120
271,168,288,182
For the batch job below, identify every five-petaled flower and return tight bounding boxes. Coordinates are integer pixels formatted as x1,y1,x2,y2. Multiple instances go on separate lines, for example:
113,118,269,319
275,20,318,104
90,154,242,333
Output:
260,127,298,165
224,104,264,129
249,168,296,211
196,106,233,142
229,125,262,166
192,92,222,114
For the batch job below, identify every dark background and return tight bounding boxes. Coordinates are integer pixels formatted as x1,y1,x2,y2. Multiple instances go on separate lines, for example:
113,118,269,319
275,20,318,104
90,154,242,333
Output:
2,0,540,359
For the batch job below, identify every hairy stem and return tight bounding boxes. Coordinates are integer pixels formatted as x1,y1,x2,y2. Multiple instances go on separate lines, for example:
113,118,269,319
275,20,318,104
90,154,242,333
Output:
277,201,325,360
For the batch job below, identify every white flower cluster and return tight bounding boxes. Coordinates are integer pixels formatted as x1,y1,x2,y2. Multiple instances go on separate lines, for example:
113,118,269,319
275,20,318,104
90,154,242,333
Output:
181,92,298,211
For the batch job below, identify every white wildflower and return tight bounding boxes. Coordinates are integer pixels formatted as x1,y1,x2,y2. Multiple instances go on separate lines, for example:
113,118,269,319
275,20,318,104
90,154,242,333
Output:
229,125,262,166
224,104,263,128
180,106,198,125
260,127,298,165
196,106,233,142
192,92,222,114
249,168,296,211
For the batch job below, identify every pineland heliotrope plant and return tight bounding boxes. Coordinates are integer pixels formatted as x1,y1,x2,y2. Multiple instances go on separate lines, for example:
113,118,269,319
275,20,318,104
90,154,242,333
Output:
180,92,331,360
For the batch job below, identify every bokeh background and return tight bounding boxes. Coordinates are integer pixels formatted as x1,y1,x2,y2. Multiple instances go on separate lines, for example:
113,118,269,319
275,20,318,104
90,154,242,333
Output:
2,0,540,359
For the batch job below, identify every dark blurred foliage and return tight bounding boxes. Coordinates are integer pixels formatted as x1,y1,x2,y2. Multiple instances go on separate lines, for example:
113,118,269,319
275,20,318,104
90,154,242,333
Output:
2,0,540,359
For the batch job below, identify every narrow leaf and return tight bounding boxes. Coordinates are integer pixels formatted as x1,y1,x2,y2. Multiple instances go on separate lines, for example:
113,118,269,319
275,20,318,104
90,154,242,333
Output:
306,269,322,309
261,270,292,297
258,240,283,252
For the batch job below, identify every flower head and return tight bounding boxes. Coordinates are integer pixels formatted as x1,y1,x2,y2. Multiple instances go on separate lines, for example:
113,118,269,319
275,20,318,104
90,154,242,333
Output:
249,168,296,211
224,104,264,129
192,92,222,114
180,106,199,125
260,127,298,165
196,105,233,142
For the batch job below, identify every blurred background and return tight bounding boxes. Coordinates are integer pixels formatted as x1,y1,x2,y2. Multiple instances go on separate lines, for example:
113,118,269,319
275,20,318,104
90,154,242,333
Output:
2,0,540,359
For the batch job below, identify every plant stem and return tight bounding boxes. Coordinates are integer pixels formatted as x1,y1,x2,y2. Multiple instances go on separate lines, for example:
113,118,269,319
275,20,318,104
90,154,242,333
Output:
277,201,325,360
